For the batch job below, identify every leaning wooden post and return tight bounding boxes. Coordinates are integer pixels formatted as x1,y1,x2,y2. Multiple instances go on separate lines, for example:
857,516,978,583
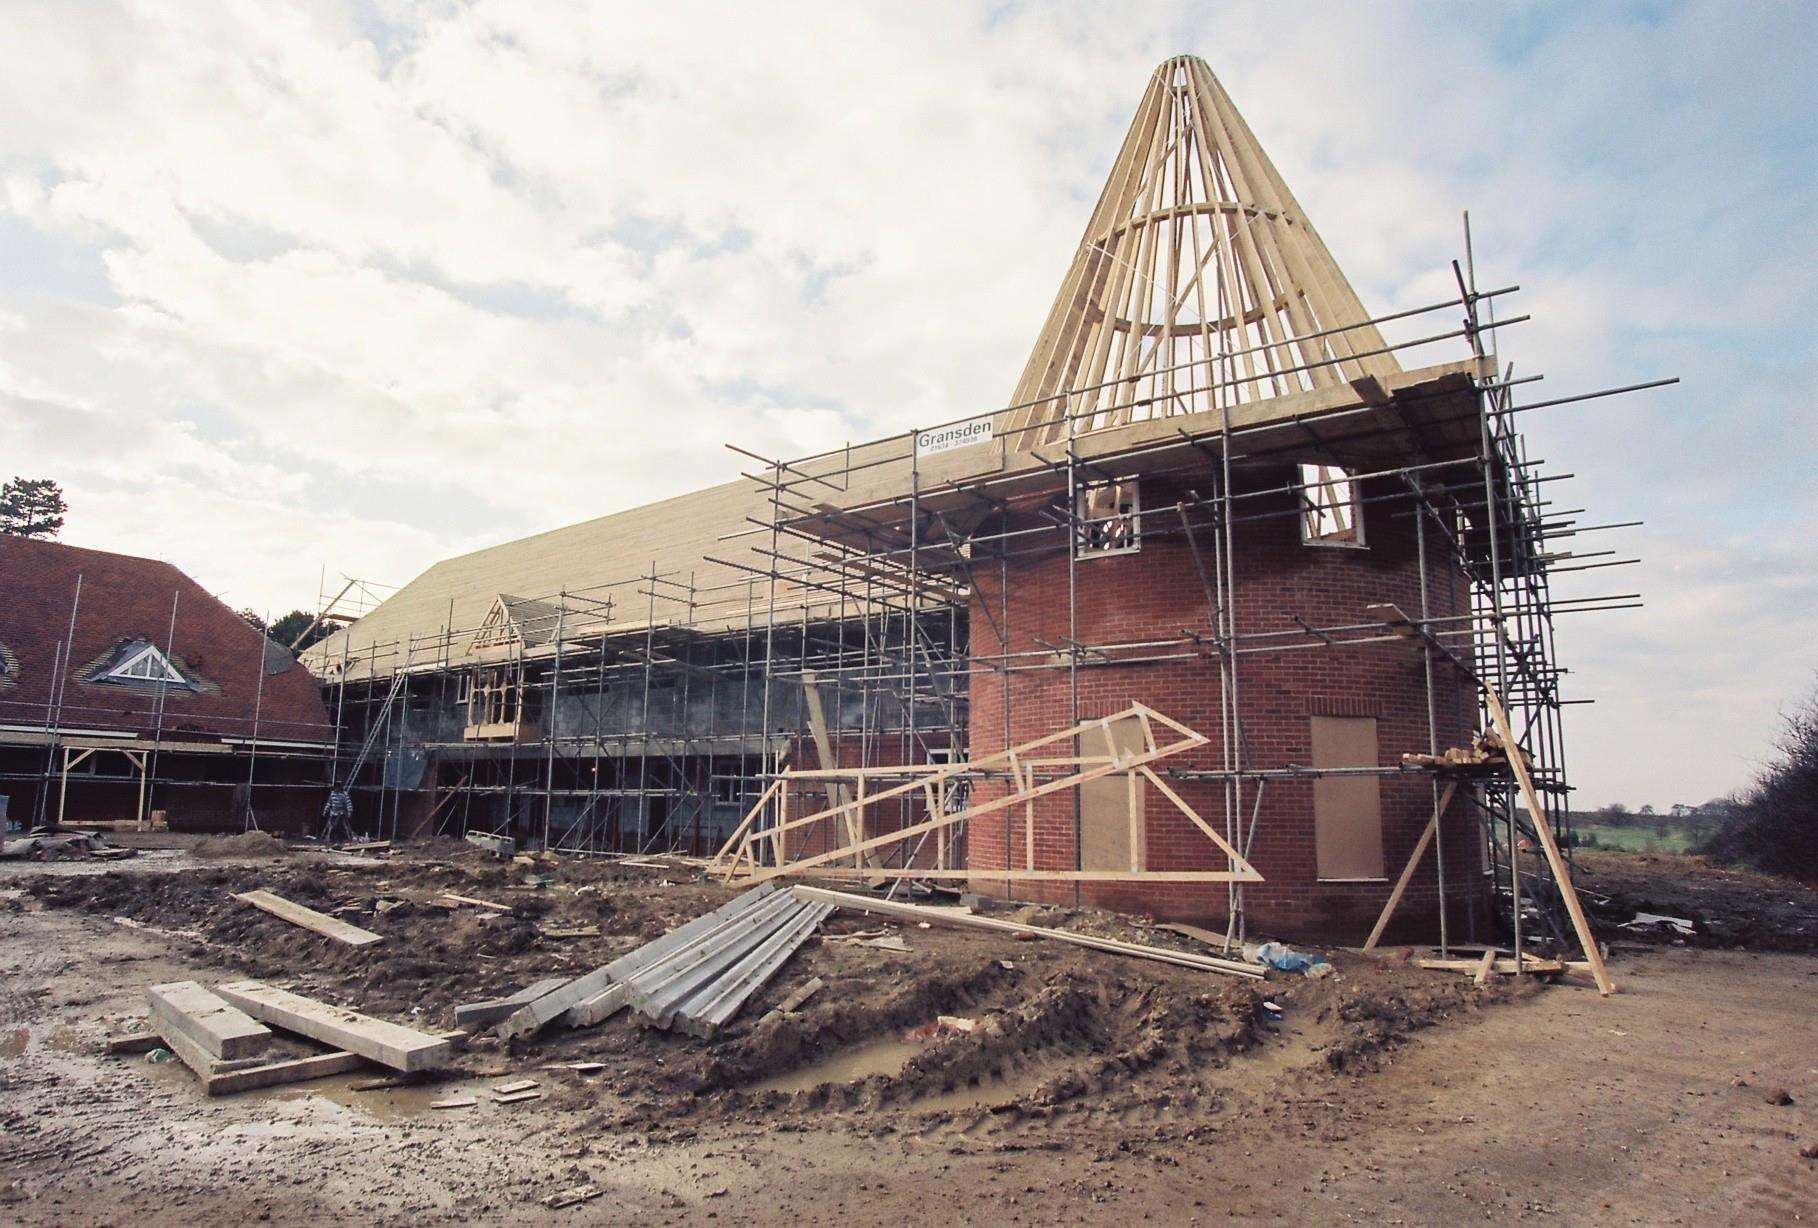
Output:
1483,684,1615,996
56,745,71,828
1362,781,1458,953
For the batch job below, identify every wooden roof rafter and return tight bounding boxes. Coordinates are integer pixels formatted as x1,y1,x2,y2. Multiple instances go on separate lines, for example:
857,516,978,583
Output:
1002,55,1399,451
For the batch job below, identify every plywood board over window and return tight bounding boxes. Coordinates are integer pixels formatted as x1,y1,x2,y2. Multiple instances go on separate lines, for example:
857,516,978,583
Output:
1312,715,1384,880
1080,712,1149,871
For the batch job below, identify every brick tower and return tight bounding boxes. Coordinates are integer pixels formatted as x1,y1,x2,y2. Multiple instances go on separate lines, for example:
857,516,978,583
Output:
963,57,1491,942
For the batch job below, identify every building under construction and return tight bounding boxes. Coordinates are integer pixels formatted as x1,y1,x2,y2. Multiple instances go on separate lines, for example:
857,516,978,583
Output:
301,57,1666,958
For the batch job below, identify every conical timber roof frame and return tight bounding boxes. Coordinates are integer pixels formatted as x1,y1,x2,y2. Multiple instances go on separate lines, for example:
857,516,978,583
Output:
1003,55,1399,452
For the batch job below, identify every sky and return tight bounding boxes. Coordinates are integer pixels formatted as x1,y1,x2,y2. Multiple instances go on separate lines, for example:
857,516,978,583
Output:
2,1,1813,808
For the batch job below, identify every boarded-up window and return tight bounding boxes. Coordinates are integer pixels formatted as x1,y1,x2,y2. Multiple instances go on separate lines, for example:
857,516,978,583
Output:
1312,715,1384,880
1080,713,1147,871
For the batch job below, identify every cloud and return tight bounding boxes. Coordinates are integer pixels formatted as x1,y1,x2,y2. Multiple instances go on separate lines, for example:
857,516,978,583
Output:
1,0,1812,807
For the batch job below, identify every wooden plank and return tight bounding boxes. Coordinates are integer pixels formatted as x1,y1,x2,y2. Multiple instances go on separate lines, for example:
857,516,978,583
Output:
232,890,383,948
203,1050,369,1096
105,1031,162,1055
792,886,1262,978
439,893,513,913
1472,948,1498,986
213,981,453,1073
776,976,824,1013
452,977,568,1030
543,1185,602,1210
1159,922,1229,949
1419,956,1566,976
1484,683,1615,996
152,1016,238,1083
147,980,272,1061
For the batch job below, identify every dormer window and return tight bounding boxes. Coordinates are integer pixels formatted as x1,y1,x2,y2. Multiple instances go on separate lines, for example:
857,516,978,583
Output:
104,643,187,685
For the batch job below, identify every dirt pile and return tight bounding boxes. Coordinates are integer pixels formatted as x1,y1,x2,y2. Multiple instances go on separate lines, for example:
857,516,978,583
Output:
1579,851,1818,952
192,831,291,859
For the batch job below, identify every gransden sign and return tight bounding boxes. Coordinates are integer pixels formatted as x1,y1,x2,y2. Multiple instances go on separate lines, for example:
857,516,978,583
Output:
915,415,994,455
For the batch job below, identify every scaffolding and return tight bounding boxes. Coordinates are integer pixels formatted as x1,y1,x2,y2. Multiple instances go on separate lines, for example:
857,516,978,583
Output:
707,228,1670,971
318,555,964,860
313,227,1669,979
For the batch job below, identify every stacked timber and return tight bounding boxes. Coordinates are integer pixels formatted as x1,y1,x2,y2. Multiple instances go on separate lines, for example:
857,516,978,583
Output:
628,892,833,1037
495,884,830,1040
138,979,452,1096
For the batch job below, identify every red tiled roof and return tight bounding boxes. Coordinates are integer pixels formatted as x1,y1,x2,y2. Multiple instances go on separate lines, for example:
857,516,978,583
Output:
0,536,332,743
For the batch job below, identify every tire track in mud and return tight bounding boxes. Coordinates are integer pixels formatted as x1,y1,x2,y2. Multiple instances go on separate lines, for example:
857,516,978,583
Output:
0,951,123,1175
0,951,59,1027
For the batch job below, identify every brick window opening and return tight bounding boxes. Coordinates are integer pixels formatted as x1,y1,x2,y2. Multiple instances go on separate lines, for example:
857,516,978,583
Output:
1076,478,1141,559
1299,463,1364,547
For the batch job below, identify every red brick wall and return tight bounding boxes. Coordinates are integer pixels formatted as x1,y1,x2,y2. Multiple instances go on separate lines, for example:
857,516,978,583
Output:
966,466,1490,942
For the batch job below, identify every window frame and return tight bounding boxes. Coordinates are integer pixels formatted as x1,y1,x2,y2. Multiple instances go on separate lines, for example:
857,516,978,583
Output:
1074,477,1143,560
1298,463,1366,549
103,643,187,686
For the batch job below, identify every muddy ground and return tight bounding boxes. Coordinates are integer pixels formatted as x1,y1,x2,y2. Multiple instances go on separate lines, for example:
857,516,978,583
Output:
0,844,1813,1225
1576,849,1818,952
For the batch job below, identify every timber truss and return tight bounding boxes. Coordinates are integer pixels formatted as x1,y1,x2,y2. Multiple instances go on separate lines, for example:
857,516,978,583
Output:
709,704,1263,886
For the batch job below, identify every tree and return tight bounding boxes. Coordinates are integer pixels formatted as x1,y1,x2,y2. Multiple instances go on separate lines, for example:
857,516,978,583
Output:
267,609,329,652
1699,681,1818,882
236,607,328,651
0,477,67,538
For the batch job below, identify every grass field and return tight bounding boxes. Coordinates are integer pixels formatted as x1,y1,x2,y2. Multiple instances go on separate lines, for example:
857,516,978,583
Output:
1574,822,1702,854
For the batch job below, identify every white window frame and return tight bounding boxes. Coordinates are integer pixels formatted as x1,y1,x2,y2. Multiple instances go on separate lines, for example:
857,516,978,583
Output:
105,644,186,685
1298,463,1366,548
1075,477,1142,559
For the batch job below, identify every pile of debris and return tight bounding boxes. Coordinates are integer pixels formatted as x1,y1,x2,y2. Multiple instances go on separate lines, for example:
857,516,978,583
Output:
1,828,133,861
1400,731,1524,777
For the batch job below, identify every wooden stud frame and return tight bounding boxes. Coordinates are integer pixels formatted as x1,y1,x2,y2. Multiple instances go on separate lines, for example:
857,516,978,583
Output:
709,704,1262,886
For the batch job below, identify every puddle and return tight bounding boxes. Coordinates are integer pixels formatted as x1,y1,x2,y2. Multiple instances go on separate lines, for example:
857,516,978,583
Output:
268,1073,492,1123
747,1035,929,1095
